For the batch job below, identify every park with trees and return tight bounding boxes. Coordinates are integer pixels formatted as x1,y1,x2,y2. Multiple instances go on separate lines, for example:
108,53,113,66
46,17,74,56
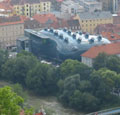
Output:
1,50,120,114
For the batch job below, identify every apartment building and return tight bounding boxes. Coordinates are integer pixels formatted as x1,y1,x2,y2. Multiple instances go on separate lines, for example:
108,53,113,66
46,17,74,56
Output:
0,1,14,17
97,0,119,13
81,42,120,67
14,0,51,17
0,16,24,49
74,11,113,34
79,0,102,12
61,0,84,15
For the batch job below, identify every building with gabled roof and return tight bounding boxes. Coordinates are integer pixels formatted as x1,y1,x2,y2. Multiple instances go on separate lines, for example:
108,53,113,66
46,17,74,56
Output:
94,23,120,34
102,32,120,42
0,16,24,49
13,0,51,17
81,42,120,67
74,11,113,34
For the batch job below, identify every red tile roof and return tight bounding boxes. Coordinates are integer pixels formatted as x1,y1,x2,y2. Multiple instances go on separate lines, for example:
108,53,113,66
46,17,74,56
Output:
33,14,57,24
113,16,120,24
81,42,120,58
102,32,120,41
0,16,24,26
94,23,120,34
35,112,43,115
56,0,64,2
51,18,68,29
0,1,13,11
20,110,24,115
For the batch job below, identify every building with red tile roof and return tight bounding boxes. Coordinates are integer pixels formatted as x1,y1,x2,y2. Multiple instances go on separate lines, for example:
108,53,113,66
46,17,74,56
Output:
113,15,120,25
94,23,120,34
102,32,120,42
56,0,63,2
32,13,80,31
35,112,43,115
33,13,57,24
0,1,14,16
0,16,24,48
20,110,24,115
81,42,120,67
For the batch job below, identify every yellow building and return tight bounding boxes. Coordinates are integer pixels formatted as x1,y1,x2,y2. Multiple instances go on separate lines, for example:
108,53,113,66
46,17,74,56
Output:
13,1,51,17
74,11,113,34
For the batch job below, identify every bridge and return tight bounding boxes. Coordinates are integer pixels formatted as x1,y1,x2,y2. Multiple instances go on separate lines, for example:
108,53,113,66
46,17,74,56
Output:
87,107,120,115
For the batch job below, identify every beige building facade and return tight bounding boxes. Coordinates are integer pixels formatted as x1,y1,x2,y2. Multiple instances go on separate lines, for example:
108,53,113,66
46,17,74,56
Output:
14,1,51,17
74,11,113,34
0,17,24,49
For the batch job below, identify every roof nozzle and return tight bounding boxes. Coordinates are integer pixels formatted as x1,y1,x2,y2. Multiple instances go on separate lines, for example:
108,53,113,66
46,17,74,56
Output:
64,37,69,43
97,35,102,41
72,34,76,39
85,33,89,39
89,38,94,44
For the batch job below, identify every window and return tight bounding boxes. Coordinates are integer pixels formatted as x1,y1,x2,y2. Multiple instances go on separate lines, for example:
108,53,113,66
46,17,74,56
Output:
20,26,22,29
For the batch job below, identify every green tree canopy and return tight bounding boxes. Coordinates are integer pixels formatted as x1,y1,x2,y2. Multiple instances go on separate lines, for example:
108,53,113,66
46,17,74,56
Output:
90,68,120,104
58,74,98,112
0,86,24,115
0,49,8,78
59,59,93,80
93,53,108,70
2,52,38,85
93,53,120,73
26,62,58,95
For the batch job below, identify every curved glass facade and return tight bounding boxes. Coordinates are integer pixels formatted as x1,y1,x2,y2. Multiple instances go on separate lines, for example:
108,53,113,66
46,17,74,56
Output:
23,29,110,62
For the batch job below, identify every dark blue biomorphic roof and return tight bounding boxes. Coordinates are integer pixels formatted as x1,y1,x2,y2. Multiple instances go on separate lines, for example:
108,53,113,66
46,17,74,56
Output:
25,28,111,55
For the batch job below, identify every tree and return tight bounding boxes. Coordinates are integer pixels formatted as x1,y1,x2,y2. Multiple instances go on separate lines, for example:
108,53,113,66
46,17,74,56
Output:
90,68,119,104
12,83,28,101
59,59,93,80
93,53,120,73
93,53,108,70
0,49,8,78
2,52,38,86
58,74,99,112
26,62,58,95
70,91,99,112
106,55,120,73
0,86,24,115
59,74,81,105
